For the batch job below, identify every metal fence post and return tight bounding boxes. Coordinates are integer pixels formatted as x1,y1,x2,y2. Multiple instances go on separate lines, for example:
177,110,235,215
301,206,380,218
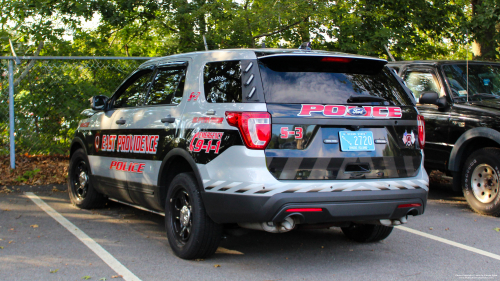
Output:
8,59,15,169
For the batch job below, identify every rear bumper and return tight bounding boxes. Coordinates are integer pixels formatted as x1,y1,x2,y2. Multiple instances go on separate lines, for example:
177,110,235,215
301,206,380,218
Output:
203,188,427,224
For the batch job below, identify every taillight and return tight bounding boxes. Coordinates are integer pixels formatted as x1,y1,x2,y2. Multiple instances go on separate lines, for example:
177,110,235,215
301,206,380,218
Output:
417,115,425,149
225,111,271,150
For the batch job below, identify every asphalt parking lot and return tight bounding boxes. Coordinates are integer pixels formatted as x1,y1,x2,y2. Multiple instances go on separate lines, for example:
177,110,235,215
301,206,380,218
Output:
1,180,499,281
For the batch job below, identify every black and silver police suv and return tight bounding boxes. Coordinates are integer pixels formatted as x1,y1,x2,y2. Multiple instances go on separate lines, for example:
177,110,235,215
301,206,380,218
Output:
69,48,428,259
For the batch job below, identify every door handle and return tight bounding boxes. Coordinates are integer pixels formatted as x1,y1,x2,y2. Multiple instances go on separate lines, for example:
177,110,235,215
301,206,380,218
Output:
115,119,126,125
161,116,176,123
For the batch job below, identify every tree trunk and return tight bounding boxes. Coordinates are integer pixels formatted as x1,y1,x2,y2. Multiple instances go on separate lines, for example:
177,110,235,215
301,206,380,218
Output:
471,0,497,60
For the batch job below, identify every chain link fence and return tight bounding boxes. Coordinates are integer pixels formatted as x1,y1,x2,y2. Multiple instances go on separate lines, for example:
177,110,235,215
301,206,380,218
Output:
0,57,151,158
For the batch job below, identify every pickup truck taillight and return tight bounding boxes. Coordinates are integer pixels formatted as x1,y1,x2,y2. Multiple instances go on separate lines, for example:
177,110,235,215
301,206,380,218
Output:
418,115,425,149
225,111,271,150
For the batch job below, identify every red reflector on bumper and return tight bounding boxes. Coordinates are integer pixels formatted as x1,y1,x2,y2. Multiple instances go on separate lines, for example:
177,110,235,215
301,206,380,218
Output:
286,208,323,212
397,203,422,208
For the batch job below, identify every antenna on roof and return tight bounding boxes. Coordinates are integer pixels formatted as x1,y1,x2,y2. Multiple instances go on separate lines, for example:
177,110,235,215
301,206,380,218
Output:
203,35,209,51
299,42,311,50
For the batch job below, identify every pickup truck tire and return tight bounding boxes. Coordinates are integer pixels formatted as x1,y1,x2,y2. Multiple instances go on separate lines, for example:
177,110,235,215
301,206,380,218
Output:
462,148,500,216
165,172,223,259
341,224,393,242
68,148,107,209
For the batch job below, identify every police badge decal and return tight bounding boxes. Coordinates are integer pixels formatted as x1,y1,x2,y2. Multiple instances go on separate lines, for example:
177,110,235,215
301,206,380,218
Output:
402,130,416,146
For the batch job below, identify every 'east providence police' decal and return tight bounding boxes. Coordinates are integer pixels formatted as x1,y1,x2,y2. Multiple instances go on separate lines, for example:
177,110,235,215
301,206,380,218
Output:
96,134,159,154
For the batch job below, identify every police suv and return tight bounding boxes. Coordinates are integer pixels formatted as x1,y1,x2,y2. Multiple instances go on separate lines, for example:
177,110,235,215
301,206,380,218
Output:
69,48,429,259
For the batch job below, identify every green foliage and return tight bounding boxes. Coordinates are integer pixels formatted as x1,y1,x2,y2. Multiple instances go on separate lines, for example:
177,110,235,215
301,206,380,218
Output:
7,60,142,155
15,167,40,182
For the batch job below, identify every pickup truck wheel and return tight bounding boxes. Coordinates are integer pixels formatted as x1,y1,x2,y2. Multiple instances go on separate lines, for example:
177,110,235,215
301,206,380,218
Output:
165,172,222,259
341,224,393,242
68,148,106,209
463,148,500,216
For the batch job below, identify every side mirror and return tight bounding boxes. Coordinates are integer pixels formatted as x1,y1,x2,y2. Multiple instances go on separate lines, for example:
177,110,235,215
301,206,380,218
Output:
91,95,108,111
419,91,449,109
419,92,439,104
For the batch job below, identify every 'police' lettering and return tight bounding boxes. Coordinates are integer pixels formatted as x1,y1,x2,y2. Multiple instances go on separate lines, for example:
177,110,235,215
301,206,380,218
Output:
109,160,146,173
297,104,403,118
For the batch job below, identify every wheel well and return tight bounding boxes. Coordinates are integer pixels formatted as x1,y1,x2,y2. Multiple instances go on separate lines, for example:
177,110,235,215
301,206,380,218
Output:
158,156,194,209
70,142,83,158
455,137,500,173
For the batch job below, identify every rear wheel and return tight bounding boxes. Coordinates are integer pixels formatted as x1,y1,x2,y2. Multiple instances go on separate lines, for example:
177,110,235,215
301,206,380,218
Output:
462,148,500,216
68,148,106,209
165,173,222,259
341,224,393,242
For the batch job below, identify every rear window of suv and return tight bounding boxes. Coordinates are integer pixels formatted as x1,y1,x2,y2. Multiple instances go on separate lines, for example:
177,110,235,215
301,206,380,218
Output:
258,56,413,106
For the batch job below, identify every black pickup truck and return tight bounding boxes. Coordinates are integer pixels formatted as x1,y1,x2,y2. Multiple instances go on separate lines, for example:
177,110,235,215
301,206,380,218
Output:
389,60,500,216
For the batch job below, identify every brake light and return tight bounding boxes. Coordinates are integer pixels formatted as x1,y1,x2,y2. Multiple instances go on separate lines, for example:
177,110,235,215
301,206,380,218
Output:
286,208,323,212
225,111,271,150
417,115,425,149
321,57,353,63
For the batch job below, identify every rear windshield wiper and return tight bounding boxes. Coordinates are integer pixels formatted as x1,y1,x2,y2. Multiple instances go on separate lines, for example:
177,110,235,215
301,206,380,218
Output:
347,95,386,103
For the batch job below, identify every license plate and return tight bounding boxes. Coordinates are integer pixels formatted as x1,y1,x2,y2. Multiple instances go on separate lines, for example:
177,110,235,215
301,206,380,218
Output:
339,131,375,152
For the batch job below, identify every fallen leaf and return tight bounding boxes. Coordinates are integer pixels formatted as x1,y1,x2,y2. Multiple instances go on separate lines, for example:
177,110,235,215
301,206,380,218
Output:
321,246,324,248
215,247,243,255
30,224,39,228
3,209,10,211
194,259,204,262
429,227,433,230
445,228,449,231
99,278,107,281
0,246,3,249
82,276,91,280
494,228,500,232
8,241,13,244
50,269,59,273
111,275,123,278
214,264,221,268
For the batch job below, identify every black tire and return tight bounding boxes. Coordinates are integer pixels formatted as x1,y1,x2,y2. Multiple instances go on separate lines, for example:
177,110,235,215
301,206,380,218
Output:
462,148,500,216
68,148,106,209
341,224,393,242
165,172,222,259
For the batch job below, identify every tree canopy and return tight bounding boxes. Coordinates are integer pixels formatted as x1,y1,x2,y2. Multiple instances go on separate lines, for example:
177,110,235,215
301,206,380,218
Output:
2,0,498,60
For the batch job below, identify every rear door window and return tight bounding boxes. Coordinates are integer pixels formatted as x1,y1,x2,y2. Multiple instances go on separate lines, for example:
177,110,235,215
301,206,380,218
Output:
146,66,186,106
258,56,413,106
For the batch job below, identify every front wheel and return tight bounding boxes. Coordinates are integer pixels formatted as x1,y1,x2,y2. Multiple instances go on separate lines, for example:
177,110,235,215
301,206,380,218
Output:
165,173,222,259
341,224,393,242
462,148,500,216
68,148,106,209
